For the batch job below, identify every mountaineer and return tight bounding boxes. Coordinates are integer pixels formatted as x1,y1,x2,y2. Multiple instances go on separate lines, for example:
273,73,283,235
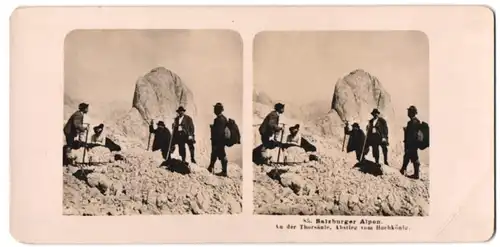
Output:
258,103,285,164
365,108,389,165
286,124,302,146
172,106,196,164
63,102,89,150
344,122,368,162
149,120,175,161
207,103,229,177
400,105,429,179
90,123,106,147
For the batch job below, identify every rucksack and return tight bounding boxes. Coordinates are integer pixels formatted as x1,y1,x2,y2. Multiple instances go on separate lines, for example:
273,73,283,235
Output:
225,118,241,147
416,121,429,150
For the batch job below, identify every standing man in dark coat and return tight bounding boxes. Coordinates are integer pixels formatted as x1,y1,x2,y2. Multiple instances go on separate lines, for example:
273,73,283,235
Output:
258,103,285,163
63,102,89,149
207,103,229,177
172,106,196,164
149,120,174,161
344,122,368,162
400,105,422,179
366,108,389,165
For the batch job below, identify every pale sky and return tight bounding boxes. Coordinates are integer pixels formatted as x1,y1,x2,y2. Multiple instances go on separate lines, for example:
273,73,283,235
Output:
253,31,429,122
64,30,243,123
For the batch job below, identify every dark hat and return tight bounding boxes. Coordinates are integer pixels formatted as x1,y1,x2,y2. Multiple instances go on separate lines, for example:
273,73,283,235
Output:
407,105,418,113
93,123,104,131
176,106,186,113
371,108,380,115
352,122,360,128
78,102,89,110
289,124,300,131
214,102,224,109
157,121,166,127
274,103,285,111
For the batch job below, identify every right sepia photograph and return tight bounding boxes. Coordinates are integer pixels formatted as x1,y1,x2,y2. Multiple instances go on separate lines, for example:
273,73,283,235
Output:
252,31,430,216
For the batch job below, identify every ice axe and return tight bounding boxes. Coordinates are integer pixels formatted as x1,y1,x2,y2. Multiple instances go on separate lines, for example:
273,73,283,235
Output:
274,123,286,168
79,123,91,175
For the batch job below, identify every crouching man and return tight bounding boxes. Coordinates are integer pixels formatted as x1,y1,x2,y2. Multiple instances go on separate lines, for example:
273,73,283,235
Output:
207,103,229,177
149,120,174,161
344,122,368,162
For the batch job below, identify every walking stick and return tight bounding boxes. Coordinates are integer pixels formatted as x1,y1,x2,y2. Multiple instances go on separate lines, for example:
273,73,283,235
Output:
342,120,348,152
147,120,153,151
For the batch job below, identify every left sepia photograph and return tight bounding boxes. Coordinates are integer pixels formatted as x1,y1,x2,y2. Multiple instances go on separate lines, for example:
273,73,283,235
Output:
62,30,243,215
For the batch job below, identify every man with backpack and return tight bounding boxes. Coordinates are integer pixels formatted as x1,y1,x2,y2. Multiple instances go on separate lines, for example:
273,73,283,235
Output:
400,105,427,179
207,103,229,177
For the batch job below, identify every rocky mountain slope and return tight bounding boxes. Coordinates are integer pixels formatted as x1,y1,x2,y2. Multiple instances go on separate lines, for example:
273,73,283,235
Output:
63,67,242,215
253,69,429,216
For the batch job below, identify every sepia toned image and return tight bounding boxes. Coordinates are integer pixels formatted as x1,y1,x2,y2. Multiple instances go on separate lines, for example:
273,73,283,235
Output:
62,30,243,215
10,6,494,243
253,31,430,216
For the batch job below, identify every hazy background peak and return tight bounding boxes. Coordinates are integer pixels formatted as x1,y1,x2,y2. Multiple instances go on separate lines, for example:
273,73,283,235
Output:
64,29,243,123
253,31,429,123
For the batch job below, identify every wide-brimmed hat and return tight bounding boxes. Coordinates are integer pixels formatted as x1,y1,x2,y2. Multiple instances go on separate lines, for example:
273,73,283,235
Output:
157,121,166,127
78,102,89,110
371,108,380,115
289,124,300,131
274,103,285,111
93,123,104,131
176,106,186,113
407,105,418,114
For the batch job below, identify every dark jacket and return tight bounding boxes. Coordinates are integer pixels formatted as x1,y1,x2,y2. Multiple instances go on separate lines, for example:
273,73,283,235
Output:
172,114,195,137
149,125,172,152
63,110,86,137
345,126,366,153
404,117,421,149
259,110,281,137
366,117,389,145
211,114,228,145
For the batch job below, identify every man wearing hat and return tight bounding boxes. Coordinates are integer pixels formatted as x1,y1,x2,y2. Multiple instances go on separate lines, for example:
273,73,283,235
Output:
208,103,229,176
90,123,107,147
366,108,389,165
172,106,196,164
149,120,174,161
258,103,285,163
286,124,302,146
400,105,422,179
63,102,89,150
344,122,368,162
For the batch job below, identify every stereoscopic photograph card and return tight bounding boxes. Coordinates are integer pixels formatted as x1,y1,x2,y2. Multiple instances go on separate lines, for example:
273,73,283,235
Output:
10,6,494,244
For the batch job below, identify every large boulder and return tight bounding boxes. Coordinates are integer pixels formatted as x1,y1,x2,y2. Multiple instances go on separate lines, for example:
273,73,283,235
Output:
331,69,395,126
108,67,197,149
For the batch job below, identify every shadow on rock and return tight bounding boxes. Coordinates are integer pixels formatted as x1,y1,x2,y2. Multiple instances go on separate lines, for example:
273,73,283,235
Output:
72,169,94,183
353,160,383,177
266,168,289,181
160,158,191,175
252,144,267,165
